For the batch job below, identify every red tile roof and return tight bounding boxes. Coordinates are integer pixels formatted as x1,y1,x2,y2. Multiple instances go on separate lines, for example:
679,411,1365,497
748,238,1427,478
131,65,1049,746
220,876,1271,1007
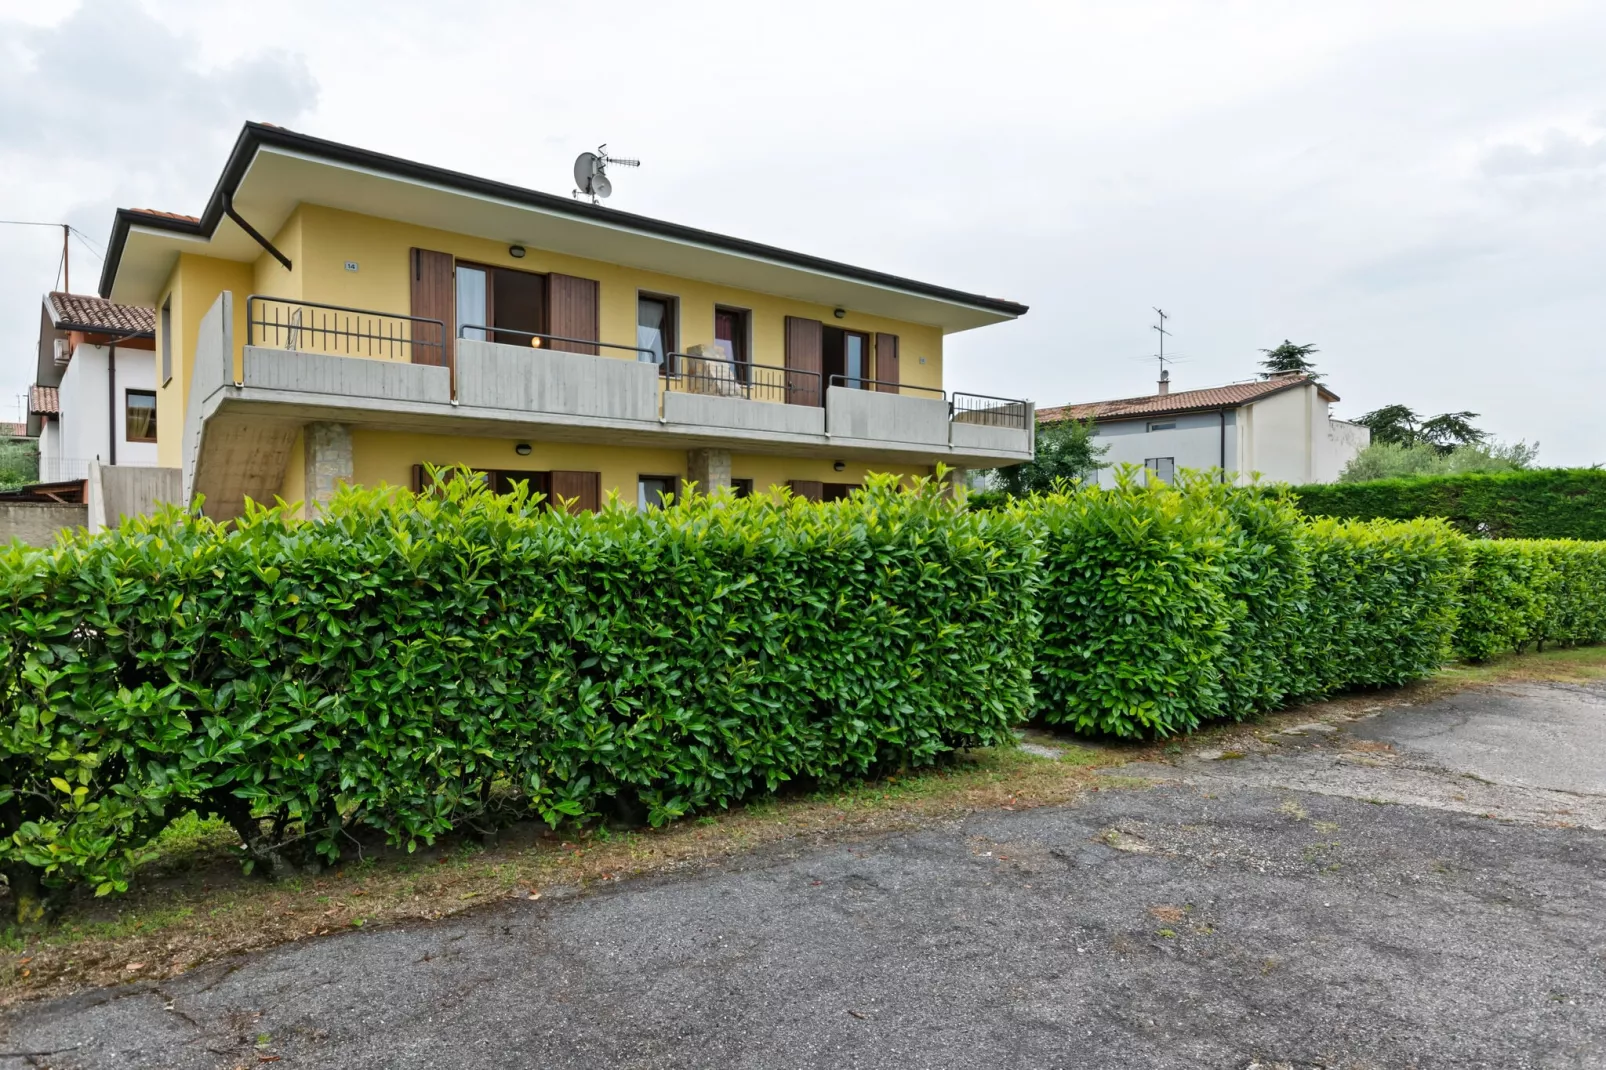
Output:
1039,374,1338,423
47,292,155,336
1,423,28,438
29,385,59,416
131,208,201,223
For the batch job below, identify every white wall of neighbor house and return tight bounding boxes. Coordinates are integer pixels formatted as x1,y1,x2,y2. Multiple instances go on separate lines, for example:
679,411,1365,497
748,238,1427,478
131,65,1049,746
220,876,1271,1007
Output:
52,345,159,477
1090,410,1238,487
1242,385,1318,484
1319,418,1371,483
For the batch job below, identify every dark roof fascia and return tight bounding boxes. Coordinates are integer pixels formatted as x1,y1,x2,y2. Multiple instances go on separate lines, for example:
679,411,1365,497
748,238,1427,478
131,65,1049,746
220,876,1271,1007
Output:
100,123,1032,320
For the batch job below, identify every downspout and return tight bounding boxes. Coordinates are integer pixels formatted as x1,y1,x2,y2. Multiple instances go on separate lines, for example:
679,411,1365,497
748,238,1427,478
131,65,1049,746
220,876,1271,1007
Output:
107,344,117,466
1218,409,1226,483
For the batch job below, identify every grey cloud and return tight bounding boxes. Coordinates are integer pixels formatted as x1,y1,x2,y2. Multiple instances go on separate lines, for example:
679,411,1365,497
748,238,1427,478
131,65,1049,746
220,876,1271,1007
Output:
1482,118,1606,178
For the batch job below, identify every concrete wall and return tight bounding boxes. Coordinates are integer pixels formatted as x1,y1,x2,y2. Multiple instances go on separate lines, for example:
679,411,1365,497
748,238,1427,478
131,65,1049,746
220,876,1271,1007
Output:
88,463,184,533
1244,385,1317,484
244,346,450,404
183,292,236,504
663,391,826,436
455,339,657,421
1091,410,1238,487
0,502,85,547
826,390,950,447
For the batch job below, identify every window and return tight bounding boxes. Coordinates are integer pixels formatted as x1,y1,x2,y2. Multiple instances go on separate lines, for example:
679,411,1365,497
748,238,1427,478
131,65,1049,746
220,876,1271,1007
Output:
1145,457,1176,483
822,327,871,389
126,390,157,443
731,478,754,499
1147,421,1177,432
637,294,676,367
712,307,749,378
456,265,489,341
638,475,678,510
160,299,172,384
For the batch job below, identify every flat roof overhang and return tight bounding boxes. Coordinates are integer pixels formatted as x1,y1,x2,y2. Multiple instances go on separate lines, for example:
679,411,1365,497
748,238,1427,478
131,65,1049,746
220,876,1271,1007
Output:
103,125,1028,335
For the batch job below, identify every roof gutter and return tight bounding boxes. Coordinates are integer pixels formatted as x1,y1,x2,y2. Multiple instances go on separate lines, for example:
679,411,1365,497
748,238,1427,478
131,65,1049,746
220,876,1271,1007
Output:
100,123,1030,319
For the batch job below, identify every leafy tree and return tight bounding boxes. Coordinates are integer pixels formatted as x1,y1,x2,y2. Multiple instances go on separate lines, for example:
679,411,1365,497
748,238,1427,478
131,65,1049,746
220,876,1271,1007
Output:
1419,411,1486,454
984,418,1108,498
1338,440,1538,482
0,438,38,491
1355,404,1422,447
1258,340,1321,379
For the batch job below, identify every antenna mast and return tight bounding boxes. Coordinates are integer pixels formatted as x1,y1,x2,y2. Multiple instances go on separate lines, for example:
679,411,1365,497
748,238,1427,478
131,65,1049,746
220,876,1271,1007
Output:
1151,307,1174,386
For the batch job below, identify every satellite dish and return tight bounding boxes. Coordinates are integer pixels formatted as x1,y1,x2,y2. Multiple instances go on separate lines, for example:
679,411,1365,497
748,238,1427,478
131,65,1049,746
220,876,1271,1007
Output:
572,144,640,203
573,152,600,194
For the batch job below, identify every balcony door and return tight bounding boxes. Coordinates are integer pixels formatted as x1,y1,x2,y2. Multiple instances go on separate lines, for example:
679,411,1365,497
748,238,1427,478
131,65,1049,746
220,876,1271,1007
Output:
822,326,870,391
455,263,546,347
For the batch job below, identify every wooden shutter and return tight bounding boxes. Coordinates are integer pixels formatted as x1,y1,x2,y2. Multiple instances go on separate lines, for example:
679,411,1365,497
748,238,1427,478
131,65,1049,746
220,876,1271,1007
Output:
409,249,454,366
548,274,599,354
551,470,601,513
875,333,900,393
788,479,824,502
784,316,823,406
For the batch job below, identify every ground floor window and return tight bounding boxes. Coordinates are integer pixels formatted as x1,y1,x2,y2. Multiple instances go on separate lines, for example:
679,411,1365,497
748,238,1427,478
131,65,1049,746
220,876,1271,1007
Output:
731,477,753,498
638,475,678,510
1145,457,1176,483
126,390,157,443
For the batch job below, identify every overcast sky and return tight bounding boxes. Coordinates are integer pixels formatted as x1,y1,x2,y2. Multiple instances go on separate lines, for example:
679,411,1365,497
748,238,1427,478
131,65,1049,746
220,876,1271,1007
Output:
2,0,1602,462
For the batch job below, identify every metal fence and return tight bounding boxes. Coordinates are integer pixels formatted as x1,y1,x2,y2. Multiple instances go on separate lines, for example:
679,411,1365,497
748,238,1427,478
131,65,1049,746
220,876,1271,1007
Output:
247,296,447,365
668,353,819,406
951,392,1032,430
36,457,92,483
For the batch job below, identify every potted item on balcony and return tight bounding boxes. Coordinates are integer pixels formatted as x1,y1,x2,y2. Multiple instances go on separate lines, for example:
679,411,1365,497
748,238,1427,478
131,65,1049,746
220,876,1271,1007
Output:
682,343,746,398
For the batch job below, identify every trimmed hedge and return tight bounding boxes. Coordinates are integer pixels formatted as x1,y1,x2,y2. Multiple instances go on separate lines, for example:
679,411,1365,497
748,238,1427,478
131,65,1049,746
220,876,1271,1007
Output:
1455,540,1606,660
1292,468,1606,540
1021,474,1469,738
0,474,1039,918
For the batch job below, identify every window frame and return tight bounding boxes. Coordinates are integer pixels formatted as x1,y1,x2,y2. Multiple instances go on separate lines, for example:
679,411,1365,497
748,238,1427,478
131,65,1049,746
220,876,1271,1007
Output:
160,298,172,385
1147,420,1177,432
712,305,751,380
637,291,678,372
637,474,679,510
125,389,158,443
730,477,754,499
1144,456,1177,484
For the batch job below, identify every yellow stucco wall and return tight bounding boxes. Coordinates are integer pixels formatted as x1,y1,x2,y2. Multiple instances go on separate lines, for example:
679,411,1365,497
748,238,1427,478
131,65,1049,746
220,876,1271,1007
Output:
153,254,254,468
272,205,945,388
321,430,931,511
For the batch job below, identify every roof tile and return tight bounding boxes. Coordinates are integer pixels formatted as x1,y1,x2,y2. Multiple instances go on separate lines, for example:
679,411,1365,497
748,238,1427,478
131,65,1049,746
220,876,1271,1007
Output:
48,292,155,336
1040,374,1337,423
29,385,60,416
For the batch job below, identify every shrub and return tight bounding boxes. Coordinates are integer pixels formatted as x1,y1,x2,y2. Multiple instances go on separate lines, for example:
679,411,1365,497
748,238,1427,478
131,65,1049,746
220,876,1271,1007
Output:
1455,540,1606,660
0,473,1040,918
1293,468,1606,540
1021,471,1467,738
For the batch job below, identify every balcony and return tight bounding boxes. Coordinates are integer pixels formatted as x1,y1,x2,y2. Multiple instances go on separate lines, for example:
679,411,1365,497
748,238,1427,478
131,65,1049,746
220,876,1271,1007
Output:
207,294,1032,481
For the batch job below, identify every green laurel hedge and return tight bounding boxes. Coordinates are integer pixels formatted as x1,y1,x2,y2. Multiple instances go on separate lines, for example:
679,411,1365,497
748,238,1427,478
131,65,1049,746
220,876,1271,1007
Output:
1021,473,1469,738
1454,540,1606,660
1292,468,1606,540
0,474,1039,919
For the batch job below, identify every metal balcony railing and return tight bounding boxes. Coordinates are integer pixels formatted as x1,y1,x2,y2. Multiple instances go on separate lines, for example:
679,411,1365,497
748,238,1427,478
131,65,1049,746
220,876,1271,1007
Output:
827,375,946,399
247,296,447,365
667,352,820,407
951,392,1031,431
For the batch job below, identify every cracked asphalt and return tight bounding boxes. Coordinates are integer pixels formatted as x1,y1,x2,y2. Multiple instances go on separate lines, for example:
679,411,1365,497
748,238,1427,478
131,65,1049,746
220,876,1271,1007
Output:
4,681,1604,1069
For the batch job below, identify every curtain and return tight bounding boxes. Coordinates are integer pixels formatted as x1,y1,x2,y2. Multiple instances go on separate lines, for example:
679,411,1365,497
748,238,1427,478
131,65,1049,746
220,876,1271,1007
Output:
456,266,488,342
637,297,667,364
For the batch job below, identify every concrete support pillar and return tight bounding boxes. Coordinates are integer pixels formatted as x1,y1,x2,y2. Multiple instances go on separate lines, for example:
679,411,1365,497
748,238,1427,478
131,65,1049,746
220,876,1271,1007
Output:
685,448,732,497
938,465,966,500
304,422,353,514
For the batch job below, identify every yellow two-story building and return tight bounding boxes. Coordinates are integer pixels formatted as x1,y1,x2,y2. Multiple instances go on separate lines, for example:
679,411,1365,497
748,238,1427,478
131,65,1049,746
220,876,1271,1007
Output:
98,123,1033,518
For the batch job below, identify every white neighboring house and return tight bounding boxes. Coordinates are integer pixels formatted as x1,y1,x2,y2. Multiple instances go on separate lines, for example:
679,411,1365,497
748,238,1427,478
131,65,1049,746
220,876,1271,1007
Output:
27,292,158,483
1039,371,1370,487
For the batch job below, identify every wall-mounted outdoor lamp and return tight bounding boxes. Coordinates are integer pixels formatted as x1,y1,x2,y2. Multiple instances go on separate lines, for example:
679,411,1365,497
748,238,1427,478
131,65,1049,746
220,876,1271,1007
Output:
833,461,846,472
833,308,846,319
515,443,533,456
509,245,526,258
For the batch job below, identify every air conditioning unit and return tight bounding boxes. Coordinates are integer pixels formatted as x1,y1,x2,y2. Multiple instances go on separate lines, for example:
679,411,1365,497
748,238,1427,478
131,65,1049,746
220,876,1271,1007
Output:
53,338,71,367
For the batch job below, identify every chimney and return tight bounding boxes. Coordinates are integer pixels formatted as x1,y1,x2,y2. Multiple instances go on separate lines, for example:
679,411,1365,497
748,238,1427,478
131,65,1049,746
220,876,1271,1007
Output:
1157,369,1170,396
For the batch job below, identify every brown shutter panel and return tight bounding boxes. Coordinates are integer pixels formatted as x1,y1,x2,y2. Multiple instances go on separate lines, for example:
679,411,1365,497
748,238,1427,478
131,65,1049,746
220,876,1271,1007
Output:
784,316,823,406
788,479,824,503
551,470,602,513
409,249,453,366
547,274,600,354
875,333,899,393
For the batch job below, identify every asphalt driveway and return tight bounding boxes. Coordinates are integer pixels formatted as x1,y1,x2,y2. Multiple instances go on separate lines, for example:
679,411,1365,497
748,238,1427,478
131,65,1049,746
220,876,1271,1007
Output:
5,682,1604,1069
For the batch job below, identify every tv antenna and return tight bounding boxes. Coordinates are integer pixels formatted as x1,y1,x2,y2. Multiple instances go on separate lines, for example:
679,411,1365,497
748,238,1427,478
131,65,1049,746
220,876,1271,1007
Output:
573,144,641,204
1151,307,1177,385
